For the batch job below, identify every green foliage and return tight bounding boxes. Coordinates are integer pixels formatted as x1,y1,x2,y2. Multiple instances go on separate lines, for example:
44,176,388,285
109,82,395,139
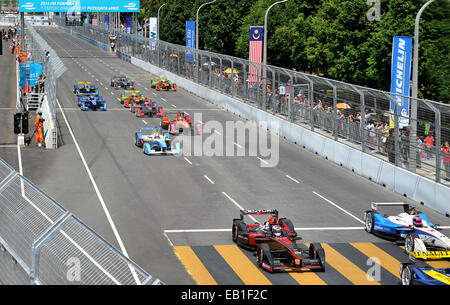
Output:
139,0,450,103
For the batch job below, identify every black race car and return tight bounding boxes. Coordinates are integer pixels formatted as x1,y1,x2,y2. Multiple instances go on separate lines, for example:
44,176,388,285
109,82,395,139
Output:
232,209,326,273
111,75,135,90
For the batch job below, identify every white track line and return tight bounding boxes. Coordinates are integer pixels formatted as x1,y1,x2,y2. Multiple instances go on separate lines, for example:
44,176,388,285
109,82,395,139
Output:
184,157,192,165
214,130,222,135
203,175,215,185
171,104,177,108
313,191,364,224
222,192,257,222
17,139,121,284
257,157,268,165
142,120,148,125
286,175,300,184
234,142,243,149
56,98,140,284
164,227,366,233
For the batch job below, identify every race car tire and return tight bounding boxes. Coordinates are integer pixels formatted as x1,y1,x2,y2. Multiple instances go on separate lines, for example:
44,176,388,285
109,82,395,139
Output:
156,84,160,91
309,243,326,272
232,219,246,243
400,265,413,285
103,103,107,111
364,211,375,233
405,233,423,254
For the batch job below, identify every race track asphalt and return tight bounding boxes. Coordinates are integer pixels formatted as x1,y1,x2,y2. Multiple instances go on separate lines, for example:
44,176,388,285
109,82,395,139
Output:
1,26,448,285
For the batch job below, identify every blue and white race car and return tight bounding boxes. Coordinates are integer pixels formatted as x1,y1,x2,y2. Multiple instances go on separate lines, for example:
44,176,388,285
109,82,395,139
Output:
73,82,99,96
79,95,107,111
364,203,450,255
134,127,180,155
400,255,450,285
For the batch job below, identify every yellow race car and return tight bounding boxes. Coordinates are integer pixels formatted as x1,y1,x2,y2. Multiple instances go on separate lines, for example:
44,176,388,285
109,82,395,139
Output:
151,77,167,88
120,90,140,104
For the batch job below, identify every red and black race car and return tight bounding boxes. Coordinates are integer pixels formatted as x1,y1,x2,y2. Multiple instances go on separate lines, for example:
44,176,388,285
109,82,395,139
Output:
232,209,326,273
160,110,193,135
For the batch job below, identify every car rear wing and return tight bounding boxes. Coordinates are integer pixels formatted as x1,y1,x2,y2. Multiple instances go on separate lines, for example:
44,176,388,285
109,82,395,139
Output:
139,127,162,131
125,90,140,94
370,202,410,213
240,209,278,220
77,81,92,85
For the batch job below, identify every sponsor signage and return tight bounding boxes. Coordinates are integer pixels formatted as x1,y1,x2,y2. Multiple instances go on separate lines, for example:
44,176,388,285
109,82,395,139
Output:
389,36,413,129
185,20,195,63
20,63,43,87
19,0,140,13
409,251,450,259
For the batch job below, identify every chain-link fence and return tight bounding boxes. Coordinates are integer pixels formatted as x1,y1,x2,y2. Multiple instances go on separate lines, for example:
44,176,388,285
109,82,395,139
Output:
55,17,450,186
20,19,66,148
0,157,162,285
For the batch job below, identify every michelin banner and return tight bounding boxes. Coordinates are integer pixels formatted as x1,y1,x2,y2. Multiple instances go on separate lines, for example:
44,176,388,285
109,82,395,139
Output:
19,0,140,13
389,36,413,129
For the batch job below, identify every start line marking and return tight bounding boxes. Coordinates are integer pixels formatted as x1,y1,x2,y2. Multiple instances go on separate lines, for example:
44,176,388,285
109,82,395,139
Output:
164,227,365,233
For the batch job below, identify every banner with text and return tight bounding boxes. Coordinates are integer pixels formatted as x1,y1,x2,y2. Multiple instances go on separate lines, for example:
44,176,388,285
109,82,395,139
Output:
19,0,140,13
185,20,195,63
389,36,413,129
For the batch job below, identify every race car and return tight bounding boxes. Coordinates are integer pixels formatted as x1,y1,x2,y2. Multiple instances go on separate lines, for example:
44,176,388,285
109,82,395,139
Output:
79,95,107,111
155,79,177,91
134,127,180,155
151,77,166,88
134,100,162,118
120,90,140,104
364,203,450,255
160,110,193,135
128,95,150,111
73,82,98,96
111,75,135,90
400,255,450,285
232,209,326,273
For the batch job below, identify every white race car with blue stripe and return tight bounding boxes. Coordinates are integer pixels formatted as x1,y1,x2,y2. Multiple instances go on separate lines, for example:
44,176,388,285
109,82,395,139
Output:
364,203,450,256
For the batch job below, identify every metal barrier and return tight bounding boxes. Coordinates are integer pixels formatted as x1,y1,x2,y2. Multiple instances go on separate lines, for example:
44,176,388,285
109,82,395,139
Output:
53,17,450,187
0,157,162,285
21,19,67,149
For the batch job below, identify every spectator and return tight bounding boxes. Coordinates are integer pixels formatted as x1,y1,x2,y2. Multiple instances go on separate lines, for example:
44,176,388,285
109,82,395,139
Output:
401,126,410,162
416,136,423,168
441,141,450,181
424,132,434,159
386,129,396,164
366,120,376,150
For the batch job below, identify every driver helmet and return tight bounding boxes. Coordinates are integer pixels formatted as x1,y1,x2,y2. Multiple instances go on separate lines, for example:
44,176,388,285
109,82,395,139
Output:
37,109,43,115
412,216,423,227
272,225,282,237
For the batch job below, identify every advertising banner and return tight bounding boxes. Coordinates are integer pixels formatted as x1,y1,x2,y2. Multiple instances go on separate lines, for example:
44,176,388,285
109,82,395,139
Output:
126,16,132,34
149,17,157,51
19,0,140,13
20,63,43,88
104,14,109,30
389,36,413,129
185,20,195,63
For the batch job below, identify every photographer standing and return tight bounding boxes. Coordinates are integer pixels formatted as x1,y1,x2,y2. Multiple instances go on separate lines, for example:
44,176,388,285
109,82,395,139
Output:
35,110,45,147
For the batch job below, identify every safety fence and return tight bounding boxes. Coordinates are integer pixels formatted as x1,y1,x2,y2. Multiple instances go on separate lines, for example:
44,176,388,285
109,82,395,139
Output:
0,157,162,285
19,19,66,149
54,17,450,186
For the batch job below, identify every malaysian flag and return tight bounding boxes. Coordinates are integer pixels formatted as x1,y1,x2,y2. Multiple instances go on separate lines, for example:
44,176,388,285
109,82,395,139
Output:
248,26,263,88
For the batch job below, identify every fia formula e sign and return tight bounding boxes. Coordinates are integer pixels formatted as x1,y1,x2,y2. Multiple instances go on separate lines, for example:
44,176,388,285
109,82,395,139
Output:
19,1,140,13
